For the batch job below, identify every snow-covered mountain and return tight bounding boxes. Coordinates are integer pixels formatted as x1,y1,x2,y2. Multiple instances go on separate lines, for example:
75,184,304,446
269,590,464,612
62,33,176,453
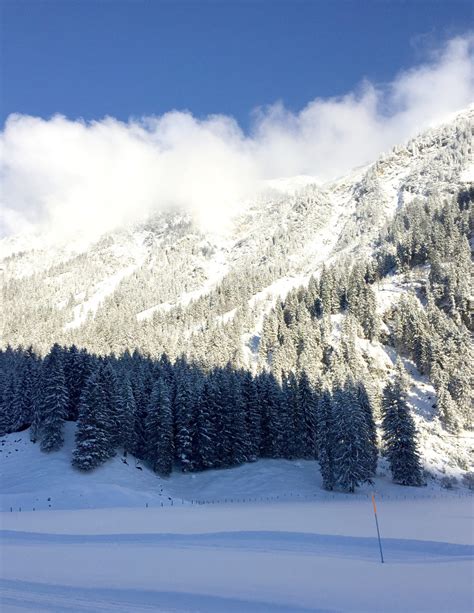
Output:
1,107,472,354
1,107,473,481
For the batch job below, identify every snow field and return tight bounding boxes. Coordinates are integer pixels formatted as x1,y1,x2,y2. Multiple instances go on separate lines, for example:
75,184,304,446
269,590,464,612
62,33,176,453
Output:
1,426,473,612
0,425,471,514
1,496,473,612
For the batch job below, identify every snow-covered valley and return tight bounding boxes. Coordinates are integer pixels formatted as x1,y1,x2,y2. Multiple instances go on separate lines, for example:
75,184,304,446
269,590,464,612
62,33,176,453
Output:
2,496,473,613
1,425,473,612
2,7,474,612
0,102,473,613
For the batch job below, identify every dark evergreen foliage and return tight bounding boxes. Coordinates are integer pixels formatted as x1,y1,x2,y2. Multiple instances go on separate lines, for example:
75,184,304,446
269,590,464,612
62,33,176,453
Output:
356,382,378,477
116,376,137,455
241,370,261,461
39,345,69,452
297,371,317,459
332,381,373,492
145,378,174,475
173,370,196,472
382,368,424,486
257,372,285,458
72,366,116,471
316,389,335,490
193,379,217,470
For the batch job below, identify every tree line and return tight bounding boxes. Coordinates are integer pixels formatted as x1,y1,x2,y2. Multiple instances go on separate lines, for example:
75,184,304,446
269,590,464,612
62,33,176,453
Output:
0,344,424,491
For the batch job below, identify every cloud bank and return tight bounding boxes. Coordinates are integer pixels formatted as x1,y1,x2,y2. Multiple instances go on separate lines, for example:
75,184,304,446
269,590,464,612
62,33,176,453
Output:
1,34,473,242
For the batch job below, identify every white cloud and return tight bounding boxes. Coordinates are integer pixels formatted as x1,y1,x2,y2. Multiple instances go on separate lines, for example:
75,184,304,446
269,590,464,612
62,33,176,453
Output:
0,34,472,243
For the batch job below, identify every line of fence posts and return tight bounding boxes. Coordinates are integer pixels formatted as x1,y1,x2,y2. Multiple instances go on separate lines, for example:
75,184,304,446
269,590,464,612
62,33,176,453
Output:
5,488,471,512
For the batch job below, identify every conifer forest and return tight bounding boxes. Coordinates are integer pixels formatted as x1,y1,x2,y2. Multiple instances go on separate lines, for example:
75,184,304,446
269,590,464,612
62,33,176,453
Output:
1,180,472,491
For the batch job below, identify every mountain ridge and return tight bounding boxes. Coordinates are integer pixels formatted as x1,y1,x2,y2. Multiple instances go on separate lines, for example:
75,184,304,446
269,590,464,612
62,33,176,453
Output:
1,106,472,355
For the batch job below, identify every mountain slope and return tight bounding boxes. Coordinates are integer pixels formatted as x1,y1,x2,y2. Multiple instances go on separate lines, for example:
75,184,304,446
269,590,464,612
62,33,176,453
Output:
1,107,472,358
0,108,472,483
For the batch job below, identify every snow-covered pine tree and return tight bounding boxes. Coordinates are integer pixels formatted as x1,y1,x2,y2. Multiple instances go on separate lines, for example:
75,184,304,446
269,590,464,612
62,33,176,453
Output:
283,371,300,458
130,369,148,459
222,365,251,466
193,379,217,470
116,376,137,455
72,366,116,471
320,315,335,372
158,353,175,391
340,315,363,378
437,385,461,434
63,345,92,421
382,365,424,486
315,387,335,490
0,374,17,436
173,369,196,471
304,275,320,318
40,345,69,452
12,349,38,431
332,380,372,492
145,377,174,475
101,362,121,447
241,370,261,461
356,382,378,477
29,384,44,443
258,372,285,458
208,368,234,467
296,308,323,384
319,264,336,315
297,371,317,459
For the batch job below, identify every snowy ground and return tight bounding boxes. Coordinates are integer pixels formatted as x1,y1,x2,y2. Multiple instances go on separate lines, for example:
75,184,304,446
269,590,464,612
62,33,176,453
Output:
1,426,473,612
1,497,473,612
1,424,472,513
1,364,470,606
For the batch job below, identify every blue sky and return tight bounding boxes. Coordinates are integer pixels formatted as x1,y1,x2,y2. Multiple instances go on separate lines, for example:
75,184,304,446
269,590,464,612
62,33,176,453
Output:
1,0,472,128
1,1,473,240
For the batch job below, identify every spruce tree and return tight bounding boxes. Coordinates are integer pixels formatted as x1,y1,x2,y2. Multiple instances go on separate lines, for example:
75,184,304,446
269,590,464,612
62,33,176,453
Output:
316,388,335,490
0,375,16,436
356,382,378,477
258,372,285,458
319,264,336,315
116,376,137,455
40,346,69,452
145,378,174,475
283,371,300,458
72,367,116,471
297,371,317,459
241,370,261,461
130,369,148,459
101,362,121,447
332,381,372,492
194,380,217,470
382,367,424,486
437,385,461,434
173,370,195,471
222,365,250,466
211,368,235,467
12,351,38,430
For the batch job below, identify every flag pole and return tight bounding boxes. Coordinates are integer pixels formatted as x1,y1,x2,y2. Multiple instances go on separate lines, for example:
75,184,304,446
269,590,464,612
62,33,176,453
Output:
372,493,384,563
